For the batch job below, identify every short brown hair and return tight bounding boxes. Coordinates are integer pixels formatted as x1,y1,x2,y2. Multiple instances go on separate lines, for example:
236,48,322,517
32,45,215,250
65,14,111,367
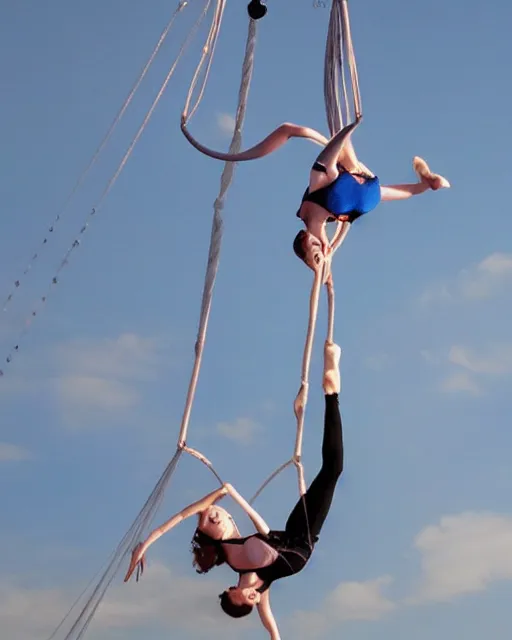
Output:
219,590,253,618
293,230,308,262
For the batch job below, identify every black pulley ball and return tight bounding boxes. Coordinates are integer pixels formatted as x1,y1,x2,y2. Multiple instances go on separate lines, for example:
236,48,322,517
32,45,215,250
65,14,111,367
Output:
248,0,267,20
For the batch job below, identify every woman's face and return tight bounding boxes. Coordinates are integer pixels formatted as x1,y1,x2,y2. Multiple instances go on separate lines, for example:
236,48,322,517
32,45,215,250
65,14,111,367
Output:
302,233,324,271
227,585,261,606
199,506,236,540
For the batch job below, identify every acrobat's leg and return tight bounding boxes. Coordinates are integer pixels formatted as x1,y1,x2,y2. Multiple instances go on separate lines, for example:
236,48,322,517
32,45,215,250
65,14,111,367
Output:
336,137,361,173
284,346,343,544
317,0,365,176
323,340,341,396
413,156,451,190
313,119,362,177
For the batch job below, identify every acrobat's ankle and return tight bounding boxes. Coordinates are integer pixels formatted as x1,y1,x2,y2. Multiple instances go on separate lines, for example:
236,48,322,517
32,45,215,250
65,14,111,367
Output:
323,341,341,395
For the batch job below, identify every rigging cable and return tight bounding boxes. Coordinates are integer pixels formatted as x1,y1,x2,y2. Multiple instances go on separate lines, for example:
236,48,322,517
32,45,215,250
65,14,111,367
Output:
44,5,261,638
1,0,208,377
1,0,189,316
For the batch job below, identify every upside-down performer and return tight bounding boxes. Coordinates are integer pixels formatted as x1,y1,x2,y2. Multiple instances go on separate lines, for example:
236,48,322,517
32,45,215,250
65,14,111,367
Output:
181,115,450,272
125,341,344,638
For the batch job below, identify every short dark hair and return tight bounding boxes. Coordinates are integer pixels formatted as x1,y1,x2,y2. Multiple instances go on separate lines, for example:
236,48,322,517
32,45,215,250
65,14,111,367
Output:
191,528,226,574
293,230,308,262
219,590,253,618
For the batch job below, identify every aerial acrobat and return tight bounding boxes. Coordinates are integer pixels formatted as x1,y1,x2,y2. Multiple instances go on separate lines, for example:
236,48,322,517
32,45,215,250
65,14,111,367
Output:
182,4,450,276
181,116,450,273
125,338,344,640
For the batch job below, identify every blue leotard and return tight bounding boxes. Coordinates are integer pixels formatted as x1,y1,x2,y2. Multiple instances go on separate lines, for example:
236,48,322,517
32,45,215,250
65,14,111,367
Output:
300,162,381,223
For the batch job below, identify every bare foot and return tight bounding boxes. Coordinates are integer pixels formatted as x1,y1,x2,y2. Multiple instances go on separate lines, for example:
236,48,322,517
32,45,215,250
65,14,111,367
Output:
413,156,450,190
323,341,341,395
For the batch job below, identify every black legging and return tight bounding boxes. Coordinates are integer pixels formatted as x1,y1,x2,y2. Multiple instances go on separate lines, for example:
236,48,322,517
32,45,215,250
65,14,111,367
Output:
284,393,344,541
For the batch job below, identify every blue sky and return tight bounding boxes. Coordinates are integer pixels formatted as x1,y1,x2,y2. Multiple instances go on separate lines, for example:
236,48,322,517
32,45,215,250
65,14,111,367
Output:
1,0,512,638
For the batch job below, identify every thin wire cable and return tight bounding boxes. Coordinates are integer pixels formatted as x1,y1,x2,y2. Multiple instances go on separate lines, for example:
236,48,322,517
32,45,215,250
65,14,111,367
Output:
182,0,227,122
1,0,189,316
0,1,210,378
48,449,182,640
44,8,260,639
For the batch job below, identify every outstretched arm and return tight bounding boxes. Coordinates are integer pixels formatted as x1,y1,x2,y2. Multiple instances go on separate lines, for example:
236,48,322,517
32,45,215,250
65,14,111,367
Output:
257,589,281,640
224,483,270,536
124,485,228,582
181,120,328,162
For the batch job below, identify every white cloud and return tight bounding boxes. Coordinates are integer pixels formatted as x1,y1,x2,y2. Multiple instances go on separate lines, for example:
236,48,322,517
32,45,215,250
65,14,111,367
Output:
460,253,512,299
97,563,249,635
411,512,512,603
217,417,261,444
326,577,396,620
290,511,512,634
0,564,253,640
56,376,139,412
0,333,165,425
449,344,512,375
216,112,236,136
436,343,512,396
52,333,165,426
56,333,162,382
0,581,71,640
419,252,512,305
425,343,512,396
440,371,481,396
0,442,33,462
291,577,395,639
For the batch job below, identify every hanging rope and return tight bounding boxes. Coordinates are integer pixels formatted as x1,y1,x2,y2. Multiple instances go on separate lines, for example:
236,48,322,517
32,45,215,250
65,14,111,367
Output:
179,9,258,450
250,0,361,505
324,0,361,137
249,261,333,504
1,0,189,318
0,1,209,378
180,0,330,162
44,7,260,639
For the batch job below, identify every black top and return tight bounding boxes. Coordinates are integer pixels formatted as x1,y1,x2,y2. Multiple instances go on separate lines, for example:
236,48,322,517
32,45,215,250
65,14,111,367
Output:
222,530,316,592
